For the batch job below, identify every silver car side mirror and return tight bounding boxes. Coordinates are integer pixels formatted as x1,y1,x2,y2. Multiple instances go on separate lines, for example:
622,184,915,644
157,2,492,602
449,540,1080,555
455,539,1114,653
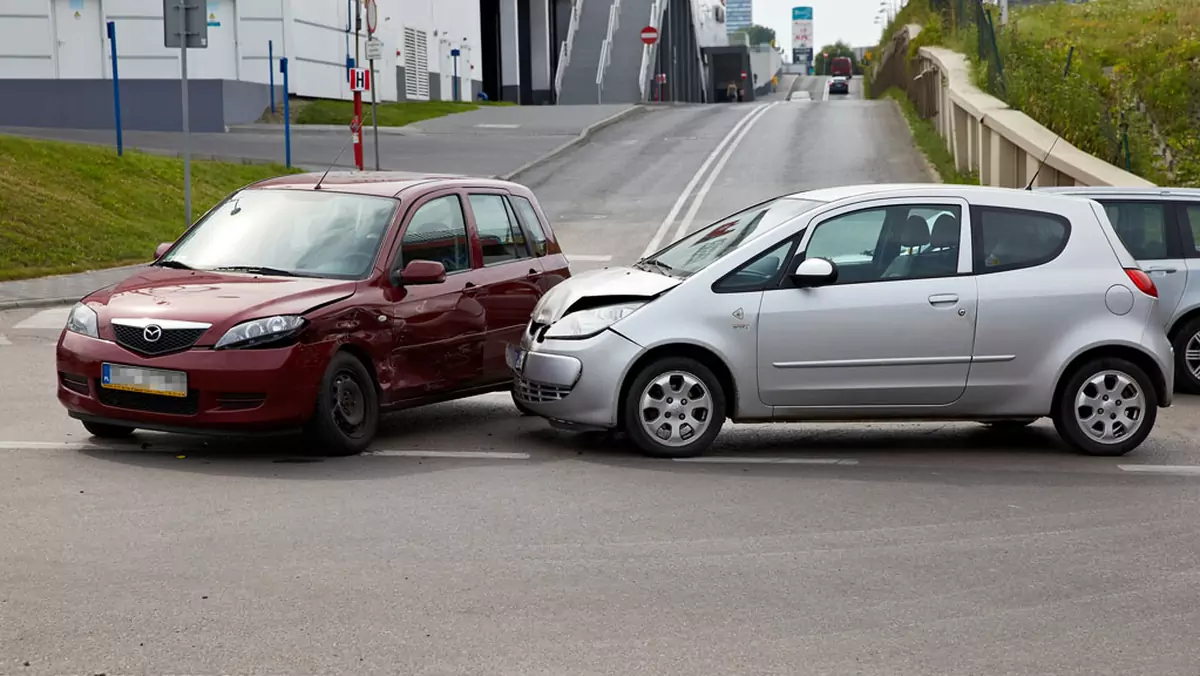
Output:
792,257,837,287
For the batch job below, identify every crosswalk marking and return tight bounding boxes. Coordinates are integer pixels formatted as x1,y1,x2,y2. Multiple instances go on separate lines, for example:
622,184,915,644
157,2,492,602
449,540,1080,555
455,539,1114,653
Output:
13,306,70,330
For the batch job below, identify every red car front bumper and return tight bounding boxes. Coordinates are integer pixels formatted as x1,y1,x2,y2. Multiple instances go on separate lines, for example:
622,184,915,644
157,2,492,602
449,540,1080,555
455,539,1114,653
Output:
56,331,331,435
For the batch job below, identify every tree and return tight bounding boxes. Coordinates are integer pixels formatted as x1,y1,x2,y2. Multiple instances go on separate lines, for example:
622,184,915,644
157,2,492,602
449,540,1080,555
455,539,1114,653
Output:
813,41,858,75
731,24,776,46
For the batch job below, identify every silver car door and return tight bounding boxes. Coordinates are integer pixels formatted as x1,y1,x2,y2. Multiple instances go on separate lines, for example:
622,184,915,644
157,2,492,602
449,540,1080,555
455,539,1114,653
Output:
757,197,978,409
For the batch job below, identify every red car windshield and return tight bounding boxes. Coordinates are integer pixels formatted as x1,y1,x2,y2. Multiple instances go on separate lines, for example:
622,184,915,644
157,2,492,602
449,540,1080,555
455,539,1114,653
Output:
159,189,399,279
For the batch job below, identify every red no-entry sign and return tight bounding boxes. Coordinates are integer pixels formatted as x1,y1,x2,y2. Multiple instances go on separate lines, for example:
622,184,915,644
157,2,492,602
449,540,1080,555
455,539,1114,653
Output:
740,71,747,79
641,26,659,45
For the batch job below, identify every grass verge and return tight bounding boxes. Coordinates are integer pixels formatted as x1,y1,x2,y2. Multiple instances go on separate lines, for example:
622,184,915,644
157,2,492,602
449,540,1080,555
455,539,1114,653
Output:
884,88,978,185
295,99,513,127
876,0,1200,186
0,135,300,282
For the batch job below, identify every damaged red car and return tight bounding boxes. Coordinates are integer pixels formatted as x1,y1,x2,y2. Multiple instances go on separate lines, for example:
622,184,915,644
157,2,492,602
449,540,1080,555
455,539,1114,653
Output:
56,172,570,454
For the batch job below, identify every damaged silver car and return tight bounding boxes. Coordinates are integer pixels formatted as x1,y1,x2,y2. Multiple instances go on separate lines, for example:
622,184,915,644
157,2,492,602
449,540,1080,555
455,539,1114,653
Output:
508,185,1175,459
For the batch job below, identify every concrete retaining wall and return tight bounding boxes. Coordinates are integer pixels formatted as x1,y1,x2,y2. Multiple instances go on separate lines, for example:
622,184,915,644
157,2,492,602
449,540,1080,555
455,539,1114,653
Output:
879,24,1153,188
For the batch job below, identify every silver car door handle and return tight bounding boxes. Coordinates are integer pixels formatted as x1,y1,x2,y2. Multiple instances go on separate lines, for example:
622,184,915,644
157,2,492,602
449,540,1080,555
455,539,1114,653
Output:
928,293,958,305
1146,267,1177,274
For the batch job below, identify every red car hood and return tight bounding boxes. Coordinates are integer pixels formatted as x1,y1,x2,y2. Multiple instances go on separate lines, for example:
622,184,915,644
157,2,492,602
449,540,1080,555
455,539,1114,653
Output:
84,267,357,341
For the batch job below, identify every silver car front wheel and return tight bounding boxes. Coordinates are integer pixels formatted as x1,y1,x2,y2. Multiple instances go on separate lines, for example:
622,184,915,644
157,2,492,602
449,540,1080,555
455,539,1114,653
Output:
1171,318,1200,394
623,357,726,458
1053,357,1157,457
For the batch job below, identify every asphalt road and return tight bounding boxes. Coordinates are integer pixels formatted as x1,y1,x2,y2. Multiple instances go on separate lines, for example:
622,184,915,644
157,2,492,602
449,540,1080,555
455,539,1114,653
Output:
6,90,1200,675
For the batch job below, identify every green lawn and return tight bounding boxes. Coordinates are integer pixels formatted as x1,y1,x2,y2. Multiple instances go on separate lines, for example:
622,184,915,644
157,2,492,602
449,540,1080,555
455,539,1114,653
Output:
0,136,300,281
885,89,978,185
295,99,514,127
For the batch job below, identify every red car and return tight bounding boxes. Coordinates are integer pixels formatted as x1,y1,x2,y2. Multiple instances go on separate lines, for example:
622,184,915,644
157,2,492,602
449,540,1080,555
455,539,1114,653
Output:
56,172,571,455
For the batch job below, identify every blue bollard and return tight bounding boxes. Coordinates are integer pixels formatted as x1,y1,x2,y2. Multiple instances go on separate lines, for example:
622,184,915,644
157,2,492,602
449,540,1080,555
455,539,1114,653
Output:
106,21,122,156
280,57,291,168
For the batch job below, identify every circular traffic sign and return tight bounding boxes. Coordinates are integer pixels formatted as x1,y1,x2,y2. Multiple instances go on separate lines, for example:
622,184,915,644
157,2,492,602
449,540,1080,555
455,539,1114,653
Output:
640,26,658,45
365,0,378,34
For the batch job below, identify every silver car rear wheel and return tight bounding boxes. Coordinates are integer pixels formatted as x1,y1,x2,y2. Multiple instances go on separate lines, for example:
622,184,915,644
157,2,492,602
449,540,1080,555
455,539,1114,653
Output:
623,357,726,458
1053,357,1157,457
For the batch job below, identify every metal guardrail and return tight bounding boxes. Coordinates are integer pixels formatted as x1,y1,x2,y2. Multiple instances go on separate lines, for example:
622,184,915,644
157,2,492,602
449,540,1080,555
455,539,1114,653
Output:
595,0,621,103
554,0,583,99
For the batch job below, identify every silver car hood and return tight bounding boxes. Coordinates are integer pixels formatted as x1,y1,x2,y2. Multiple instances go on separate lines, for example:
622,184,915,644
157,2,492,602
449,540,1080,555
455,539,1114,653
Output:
533,266,681,324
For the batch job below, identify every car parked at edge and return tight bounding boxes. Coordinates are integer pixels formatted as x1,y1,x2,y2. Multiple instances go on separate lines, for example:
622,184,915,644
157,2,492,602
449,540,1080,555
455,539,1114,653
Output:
509,185,1174,459
57,172,570,455
1038,187,1200,393
828,76,849,95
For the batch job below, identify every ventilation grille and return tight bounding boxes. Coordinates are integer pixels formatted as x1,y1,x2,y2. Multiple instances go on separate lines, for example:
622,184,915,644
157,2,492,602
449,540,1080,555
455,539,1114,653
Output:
403,27,430,99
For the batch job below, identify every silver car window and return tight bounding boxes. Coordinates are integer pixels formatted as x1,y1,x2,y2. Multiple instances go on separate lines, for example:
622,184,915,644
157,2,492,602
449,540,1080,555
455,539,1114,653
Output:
646,198,822,277
1101,202,1169,260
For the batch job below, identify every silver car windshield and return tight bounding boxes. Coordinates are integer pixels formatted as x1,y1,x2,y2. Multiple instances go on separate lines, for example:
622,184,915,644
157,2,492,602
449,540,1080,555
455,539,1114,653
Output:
641,198,822,277
159,189,399,279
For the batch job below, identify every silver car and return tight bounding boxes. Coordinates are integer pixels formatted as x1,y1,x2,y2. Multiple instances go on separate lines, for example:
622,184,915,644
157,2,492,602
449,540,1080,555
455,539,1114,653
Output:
508,185,1174,459
1039,187,1200,393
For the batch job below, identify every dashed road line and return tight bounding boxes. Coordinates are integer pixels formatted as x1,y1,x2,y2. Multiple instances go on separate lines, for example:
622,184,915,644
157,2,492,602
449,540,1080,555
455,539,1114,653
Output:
367,450,531,459
1118,464,1200,476
673,457,859,465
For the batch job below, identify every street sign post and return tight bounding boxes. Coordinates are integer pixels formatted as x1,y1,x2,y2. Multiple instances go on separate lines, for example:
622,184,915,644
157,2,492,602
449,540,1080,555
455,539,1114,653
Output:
350,0,364,170
365,0,380,170
164,0,208,228
106,22,122,157
451,48,461,101
640,26,658,45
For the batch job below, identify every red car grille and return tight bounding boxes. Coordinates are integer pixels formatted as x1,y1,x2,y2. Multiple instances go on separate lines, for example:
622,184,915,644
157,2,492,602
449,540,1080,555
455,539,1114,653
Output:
113,325,206,357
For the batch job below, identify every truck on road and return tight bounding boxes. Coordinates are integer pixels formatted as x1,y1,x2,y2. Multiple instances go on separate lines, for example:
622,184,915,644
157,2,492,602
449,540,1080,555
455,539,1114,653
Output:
830,56,852,80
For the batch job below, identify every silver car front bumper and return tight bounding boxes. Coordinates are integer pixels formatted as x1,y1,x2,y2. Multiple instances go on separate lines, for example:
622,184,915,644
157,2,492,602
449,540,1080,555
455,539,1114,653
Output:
507,329,643,429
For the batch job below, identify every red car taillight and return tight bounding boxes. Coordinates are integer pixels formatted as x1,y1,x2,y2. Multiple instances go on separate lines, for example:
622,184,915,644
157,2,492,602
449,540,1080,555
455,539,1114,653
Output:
1125,268,1157,298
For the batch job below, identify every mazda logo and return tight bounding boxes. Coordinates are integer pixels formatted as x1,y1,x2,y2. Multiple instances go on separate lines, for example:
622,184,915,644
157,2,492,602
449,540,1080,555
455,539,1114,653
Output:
143,325,163,343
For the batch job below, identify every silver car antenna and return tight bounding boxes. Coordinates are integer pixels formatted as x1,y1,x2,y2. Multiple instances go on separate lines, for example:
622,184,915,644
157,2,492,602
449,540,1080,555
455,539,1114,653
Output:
1026,46,1074,191
314,118,363,191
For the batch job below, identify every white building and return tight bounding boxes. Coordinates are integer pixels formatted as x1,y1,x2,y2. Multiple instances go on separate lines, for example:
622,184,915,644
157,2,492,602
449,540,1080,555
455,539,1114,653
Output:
0,0,563,131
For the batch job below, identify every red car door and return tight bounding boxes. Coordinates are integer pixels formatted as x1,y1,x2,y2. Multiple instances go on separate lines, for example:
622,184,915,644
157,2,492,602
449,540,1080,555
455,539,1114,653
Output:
463,191,546,382
382,190,488,402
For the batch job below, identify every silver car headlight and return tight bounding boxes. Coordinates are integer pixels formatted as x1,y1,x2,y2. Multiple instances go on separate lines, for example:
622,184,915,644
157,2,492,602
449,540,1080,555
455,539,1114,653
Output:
544,302,644,339
65,302,99,339
215,315,307,350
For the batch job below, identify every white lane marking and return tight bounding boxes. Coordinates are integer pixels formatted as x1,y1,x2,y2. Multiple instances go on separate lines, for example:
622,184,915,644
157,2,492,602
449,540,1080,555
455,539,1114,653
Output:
821,78,831,101
567,254,614,262
670,102,778,242
0,441,529,460
14,306,70,330
639,104,769,258
367,450,531,459
475,123,521,129
0,334,10,346
674,456,859,465
1118,464,1200,476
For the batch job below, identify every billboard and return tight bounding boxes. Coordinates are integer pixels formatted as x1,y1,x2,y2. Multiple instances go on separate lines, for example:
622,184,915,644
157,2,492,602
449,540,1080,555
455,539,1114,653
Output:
791,6,813,69
726,0,752,32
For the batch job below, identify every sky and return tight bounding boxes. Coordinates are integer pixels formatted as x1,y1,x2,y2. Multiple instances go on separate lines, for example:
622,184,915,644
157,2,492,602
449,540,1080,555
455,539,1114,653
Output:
752,0,896,54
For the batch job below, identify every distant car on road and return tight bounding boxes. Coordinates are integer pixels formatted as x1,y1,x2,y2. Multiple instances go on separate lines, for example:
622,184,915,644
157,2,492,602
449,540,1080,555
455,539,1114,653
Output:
828,76,849,95
57,172,570,455
1039,186,1200,392
509,184,1174,459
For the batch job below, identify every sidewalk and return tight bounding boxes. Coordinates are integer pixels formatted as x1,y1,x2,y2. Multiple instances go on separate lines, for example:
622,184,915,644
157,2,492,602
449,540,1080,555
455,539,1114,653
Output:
0,265,146,310
0,104,644,310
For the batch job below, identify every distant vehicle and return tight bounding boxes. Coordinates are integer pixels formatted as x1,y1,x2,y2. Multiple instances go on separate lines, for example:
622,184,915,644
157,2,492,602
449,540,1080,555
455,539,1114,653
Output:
1039,186,1200,393
828,76,849,95
56,172,570,455
510,184,1174,459
830,56,852,79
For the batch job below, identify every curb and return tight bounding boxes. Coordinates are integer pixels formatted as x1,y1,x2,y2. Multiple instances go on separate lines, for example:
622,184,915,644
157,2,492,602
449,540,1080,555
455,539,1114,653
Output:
885,98,944,184
498,105,645,181
0,296,80,312
227,123,420,137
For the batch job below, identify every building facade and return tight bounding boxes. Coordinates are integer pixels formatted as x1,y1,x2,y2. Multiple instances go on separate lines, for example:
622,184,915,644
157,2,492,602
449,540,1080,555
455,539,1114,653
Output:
0,0,560,131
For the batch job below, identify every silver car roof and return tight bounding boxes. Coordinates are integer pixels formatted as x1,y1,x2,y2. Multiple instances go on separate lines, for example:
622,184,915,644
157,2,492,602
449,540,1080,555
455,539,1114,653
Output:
1036,186,1200,198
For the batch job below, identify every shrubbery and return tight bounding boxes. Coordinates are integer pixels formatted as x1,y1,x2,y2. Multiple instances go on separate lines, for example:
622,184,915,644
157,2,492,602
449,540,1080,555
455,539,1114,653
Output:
875,0,1200,186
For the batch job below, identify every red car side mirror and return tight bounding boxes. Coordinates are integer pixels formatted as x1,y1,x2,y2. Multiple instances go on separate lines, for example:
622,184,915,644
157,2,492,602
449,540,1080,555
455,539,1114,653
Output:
154,242,173,259
394,259,446,286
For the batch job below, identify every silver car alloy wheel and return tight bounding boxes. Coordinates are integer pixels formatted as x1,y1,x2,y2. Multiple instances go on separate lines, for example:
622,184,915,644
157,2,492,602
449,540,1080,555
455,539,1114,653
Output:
1074,369,1146,444
1186,331,1200,380
638,370,713,448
